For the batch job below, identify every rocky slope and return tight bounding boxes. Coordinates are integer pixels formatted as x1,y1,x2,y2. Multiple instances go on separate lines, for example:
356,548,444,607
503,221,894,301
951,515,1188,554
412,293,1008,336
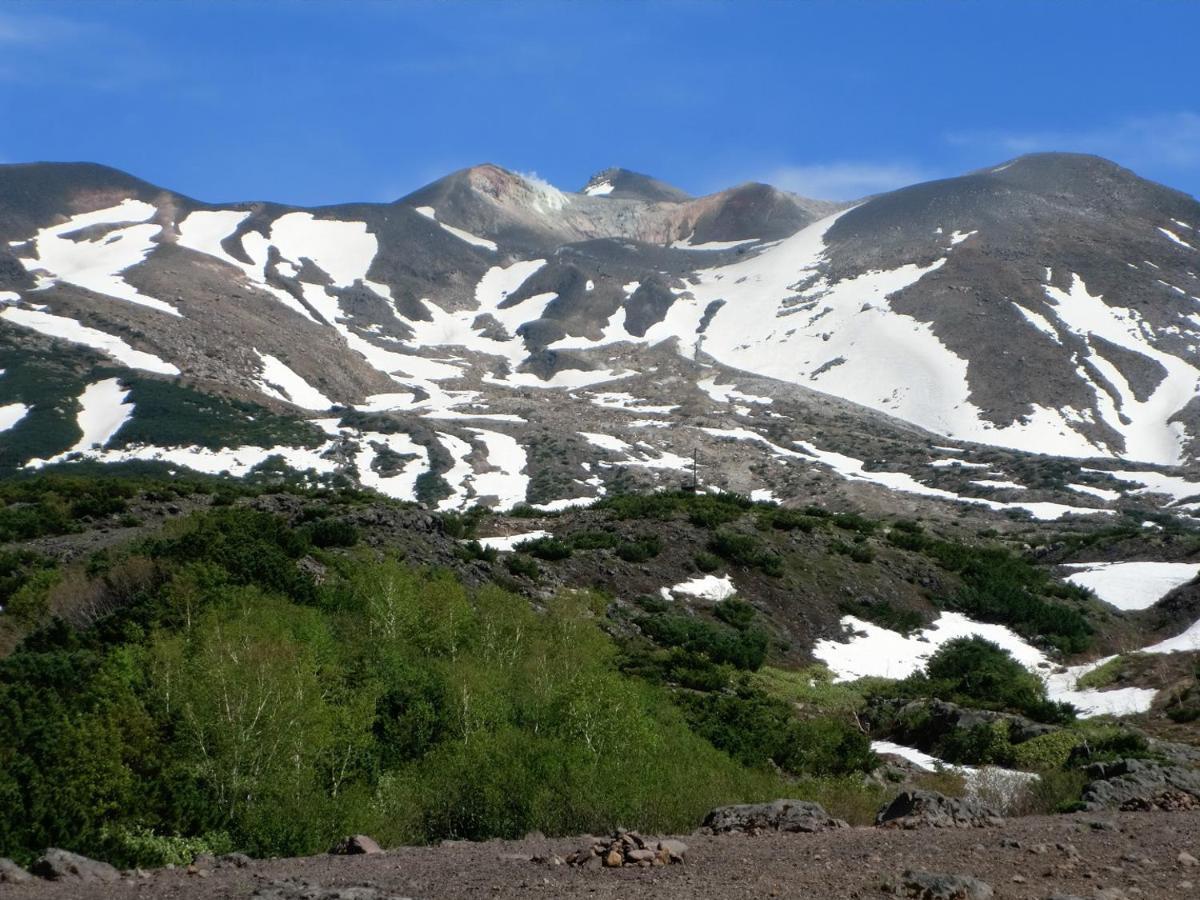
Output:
1,155,1199,526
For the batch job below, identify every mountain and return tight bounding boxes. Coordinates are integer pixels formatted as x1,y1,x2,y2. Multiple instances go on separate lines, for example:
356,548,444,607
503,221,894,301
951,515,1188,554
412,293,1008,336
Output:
1,153,1199,523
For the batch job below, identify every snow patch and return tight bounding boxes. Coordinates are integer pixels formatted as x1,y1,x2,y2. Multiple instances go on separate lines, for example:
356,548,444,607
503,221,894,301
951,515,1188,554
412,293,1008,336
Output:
0,307,180,374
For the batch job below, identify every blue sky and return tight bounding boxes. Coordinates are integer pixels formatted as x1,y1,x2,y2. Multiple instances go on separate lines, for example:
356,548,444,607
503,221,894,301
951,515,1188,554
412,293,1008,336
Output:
1,0,1197,205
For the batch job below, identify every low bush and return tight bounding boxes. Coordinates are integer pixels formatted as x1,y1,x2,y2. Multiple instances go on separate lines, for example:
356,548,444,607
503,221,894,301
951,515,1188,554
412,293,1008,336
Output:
638,612,768,671
568,530,619,551
899,637,1076,724
708,530,784,577
514,537,572,561
616,534,662,563
505,554,540,579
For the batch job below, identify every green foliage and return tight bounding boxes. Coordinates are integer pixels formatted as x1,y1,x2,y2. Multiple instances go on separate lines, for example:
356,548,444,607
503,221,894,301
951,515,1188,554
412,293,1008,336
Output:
304,518,360,549
749,666,869,716
757,507,820,533
594,490,752,524
505,554,540,579
708,530,784,577
0,508,796,864
0,477,141,542
440,506,487,539
116,378,324,451
832,513,877,535
714,598,755,631
567,530,619,550
902,637,1076,724
97,826,233,869
456,540,499,563
637,611,768,671
1009,730,1083,771
615,534,662,563
693,551,722,572
514,537,572,561
676,680,875,776
685,493,753,529
1075,655,1133,690
923,539,1093,653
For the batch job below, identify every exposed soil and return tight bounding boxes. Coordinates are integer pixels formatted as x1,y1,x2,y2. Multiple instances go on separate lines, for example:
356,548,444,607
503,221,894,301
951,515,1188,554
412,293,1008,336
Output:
8,811,1200,900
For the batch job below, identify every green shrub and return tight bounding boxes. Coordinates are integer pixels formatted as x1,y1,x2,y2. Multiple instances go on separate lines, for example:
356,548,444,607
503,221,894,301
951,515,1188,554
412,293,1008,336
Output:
456,540,499,563
98,826,233,869
1010,730,1081,771
505,555,540,579
693,551,721,573
616,534,662,563
903,637,1075,724
514,537,572,561
714,598,756,631
1075,655,1130,690
305,518,359,548
677,682,875,776
708,530,783,577
638,612,768,671
568,530,619,551
923,540,1093,653
758,507,820,533
832,513,877,535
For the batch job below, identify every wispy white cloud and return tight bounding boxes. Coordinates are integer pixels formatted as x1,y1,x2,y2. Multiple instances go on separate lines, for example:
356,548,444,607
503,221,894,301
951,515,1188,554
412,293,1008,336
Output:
0,10,98,46
764,162,932,200
947,112,1200,171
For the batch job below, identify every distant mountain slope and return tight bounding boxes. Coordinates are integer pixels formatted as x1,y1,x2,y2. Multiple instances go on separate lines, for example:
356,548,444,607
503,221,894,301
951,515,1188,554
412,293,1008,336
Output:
1,154,1198,520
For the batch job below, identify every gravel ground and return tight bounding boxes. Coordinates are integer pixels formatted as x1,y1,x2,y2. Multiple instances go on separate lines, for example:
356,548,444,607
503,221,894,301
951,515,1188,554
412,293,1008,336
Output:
6,811,1200,900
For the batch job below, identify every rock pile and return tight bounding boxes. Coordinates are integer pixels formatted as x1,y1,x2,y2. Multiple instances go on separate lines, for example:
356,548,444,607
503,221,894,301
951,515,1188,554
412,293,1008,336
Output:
29,848,121,882
702,799,848,834
886,869,994,899
0,858,32,883
1081,758,1200,811
330,834,384,855
876,791,1003,829
563,830,687,868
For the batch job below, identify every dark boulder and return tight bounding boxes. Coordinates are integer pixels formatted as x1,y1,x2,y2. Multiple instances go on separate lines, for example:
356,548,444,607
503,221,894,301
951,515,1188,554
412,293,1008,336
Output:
702,799,848,834
877,790,1003,829
29,848,121,882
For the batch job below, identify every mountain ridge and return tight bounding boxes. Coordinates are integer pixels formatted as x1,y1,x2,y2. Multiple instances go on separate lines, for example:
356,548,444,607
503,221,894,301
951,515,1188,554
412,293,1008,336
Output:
1,152,1198,523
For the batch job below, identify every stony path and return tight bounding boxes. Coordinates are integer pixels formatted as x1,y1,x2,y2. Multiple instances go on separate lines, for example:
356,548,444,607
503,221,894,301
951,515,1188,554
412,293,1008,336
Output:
6,811,1200,900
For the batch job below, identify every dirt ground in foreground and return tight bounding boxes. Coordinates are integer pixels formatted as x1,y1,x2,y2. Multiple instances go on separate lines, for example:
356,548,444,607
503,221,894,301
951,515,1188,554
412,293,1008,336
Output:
8,811,1200,900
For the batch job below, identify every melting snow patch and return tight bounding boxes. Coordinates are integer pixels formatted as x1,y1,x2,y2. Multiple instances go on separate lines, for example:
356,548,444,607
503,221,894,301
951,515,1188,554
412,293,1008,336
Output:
0,307,180,374
254,351,333,410
584,181,614,196
27,378,133,467
1067,483,1122,502
1064,561,1200,611
475,530,550,552
697,377,773,405
18,199,180,317
930,458,989,468
670,236,759,251
413,205,497,250
0,403,30,432
467,428,529,509
660,574,736,602
1159,227,1196,250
